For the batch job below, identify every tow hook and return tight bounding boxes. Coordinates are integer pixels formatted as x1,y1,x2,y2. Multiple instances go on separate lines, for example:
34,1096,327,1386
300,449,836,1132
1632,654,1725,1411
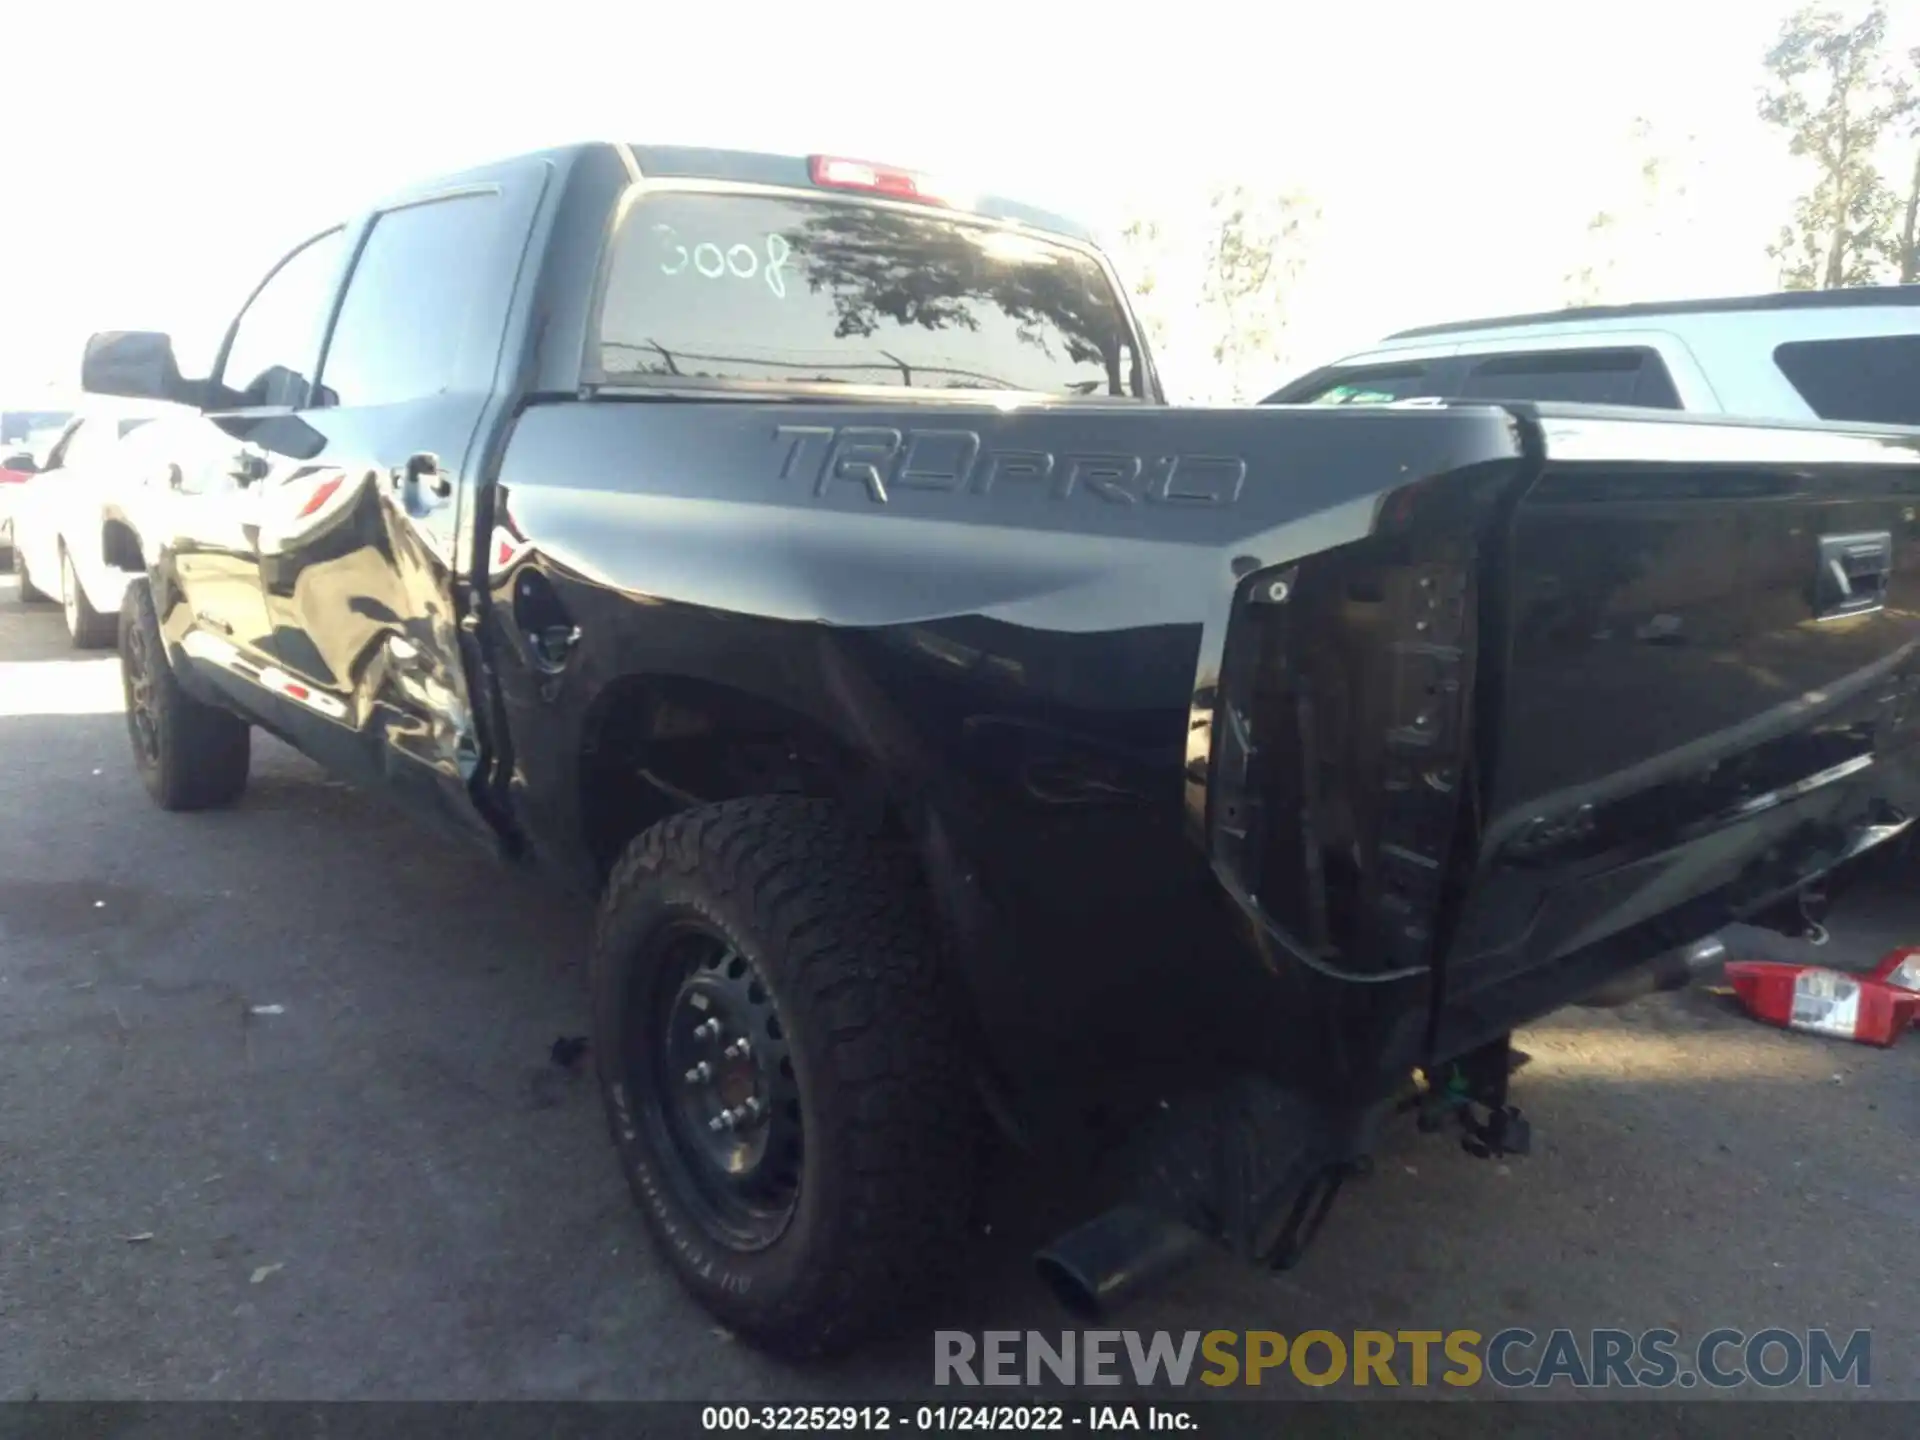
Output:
1412,1034,1533,1160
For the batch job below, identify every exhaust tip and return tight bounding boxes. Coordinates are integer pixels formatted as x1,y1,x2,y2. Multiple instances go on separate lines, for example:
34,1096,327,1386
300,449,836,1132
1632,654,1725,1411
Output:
1580,933,1729,1007
1034,1251,1107,1321
1033,1204,1207,1321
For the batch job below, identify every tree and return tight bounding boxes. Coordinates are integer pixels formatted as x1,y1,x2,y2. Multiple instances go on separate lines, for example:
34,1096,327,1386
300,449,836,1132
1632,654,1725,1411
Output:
1199,185,1320,403
1563,116,1700,307
1563,210,1621,310
1759,4,1904,289
1113,216,1175,355
1896,48,1919,283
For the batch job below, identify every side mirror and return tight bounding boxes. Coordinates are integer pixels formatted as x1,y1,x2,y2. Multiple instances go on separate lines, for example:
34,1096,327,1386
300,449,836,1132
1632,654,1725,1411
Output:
81,330,198,406
0,450,37,474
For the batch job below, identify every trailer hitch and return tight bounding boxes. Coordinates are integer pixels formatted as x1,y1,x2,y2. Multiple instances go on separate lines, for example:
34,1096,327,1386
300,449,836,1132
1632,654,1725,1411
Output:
1261,1157,1365,1270
1411,1034,1533,1160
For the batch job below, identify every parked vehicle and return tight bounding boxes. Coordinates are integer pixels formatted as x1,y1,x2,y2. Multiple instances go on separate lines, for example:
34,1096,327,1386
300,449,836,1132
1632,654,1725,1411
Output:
78,143,1920,1356
8,405,173,645
1263,284,1920,423
1,407,78,549
0,447,37,556
1,407,75,449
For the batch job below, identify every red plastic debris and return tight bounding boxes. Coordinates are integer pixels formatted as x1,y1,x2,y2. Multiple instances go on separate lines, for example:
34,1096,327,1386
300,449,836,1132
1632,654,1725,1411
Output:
1723,960,1919,1047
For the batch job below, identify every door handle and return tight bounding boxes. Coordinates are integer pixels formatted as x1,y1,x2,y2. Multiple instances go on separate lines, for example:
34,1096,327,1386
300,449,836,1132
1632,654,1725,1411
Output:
1814,532,1892,621
392,452,450,499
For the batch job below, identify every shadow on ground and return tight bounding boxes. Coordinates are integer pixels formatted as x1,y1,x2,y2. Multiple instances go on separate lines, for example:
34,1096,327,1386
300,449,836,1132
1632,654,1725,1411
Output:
2,601,1917,1403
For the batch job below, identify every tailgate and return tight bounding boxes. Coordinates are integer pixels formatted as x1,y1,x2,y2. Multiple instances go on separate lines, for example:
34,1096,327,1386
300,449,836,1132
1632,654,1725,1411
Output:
1210,405,1920,1079
1438,410,1920,1051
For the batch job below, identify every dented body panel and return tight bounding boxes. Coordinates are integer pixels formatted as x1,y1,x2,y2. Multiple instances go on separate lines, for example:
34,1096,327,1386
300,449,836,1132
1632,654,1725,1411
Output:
483,400,1534,1105
480,395,1920,1115
111,141,1920,1133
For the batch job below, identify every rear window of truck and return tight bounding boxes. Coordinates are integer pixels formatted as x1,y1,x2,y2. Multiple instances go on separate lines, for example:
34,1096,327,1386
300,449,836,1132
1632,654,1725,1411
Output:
592,192,1148,399
1773,335,1920,426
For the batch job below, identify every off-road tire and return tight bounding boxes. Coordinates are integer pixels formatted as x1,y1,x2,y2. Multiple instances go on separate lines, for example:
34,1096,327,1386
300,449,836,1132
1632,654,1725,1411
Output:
13,541,47,602
62,548,116,648
591,795,978,1357
119,579,250,810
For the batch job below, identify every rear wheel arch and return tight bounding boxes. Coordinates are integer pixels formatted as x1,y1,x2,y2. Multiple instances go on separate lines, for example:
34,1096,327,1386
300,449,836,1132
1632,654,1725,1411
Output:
576,671,897,882
571,668,1011,1101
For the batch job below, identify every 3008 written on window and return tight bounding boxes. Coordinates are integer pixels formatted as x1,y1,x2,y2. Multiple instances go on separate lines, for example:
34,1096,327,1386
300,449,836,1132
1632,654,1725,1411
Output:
593,193,1148,399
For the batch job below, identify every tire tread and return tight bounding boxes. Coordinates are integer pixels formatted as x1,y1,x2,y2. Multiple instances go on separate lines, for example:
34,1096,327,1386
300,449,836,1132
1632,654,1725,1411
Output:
120,581,250,811
592,795,977,1356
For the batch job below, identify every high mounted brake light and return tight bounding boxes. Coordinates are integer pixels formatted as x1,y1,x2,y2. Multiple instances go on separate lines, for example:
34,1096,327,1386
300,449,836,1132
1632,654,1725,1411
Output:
808,154,956,207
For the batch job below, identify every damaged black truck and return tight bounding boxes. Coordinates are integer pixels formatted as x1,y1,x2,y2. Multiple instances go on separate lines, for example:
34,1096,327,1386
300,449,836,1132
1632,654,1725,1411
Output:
79,142,1920,1356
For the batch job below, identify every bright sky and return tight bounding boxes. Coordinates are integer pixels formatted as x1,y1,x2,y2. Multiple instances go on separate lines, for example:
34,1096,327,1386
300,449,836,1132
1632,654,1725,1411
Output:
3,0,1915,404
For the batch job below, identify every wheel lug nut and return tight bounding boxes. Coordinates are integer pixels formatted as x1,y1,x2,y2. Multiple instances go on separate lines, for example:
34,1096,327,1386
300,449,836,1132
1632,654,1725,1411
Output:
683,1062,712,1085
708,1109,738,1132
723,1037,751,1059
693,1018,723,1040
739,1097,764,1122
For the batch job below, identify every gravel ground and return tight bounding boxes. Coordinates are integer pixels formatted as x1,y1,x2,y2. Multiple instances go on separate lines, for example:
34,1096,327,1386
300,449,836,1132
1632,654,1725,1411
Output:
2,566,1915,1407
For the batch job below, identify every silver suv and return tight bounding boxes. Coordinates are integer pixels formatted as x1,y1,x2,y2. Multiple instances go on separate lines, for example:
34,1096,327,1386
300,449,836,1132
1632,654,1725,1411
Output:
1264,284,1919,426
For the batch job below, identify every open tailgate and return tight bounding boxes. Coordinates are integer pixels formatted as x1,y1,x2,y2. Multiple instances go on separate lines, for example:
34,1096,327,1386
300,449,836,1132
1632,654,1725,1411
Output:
1431,409,1920,1050
1213,403,1920,1076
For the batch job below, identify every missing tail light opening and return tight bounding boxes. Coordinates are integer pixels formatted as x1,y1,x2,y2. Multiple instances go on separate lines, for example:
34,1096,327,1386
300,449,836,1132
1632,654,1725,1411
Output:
1213,531,1477,977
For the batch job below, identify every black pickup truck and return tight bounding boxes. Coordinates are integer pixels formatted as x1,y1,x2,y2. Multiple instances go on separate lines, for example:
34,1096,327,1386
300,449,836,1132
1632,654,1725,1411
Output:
79,142,1920,1356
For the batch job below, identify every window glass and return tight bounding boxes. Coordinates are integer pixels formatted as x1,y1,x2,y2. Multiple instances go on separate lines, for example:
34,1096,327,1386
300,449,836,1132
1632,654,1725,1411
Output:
219,230,347,409
1773,335,1920,426
318,193,503,407
596,192,1146,397
1456,348,1682,408
1272,365,1436,405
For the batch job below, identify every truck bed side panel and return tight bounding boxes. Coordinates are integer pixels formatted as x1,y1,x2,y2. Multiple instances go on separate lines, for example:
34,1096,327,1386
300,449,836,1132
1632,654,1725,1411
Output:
480,398,1920,1108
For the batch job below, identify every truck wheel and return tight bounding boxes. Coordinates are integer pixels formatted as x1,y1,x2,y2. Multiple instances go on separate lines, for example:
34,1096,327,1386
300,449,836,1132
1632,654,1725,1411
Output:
591,795,977,1357
61,548,116,649
119,580,250,811
13,542,47,602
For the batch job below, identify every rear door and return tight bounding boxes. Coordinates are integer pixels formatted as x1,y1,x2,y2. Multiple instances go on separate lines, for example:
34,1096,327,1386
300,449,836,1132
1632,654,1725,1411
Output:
250,157,549,839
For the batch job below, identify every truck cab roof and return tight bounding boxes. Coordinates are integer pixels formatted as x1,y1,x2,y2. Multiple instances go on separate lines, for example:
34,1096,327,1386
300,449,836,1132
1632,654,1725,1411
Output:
624,145,1100,244
375,141,1100,246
